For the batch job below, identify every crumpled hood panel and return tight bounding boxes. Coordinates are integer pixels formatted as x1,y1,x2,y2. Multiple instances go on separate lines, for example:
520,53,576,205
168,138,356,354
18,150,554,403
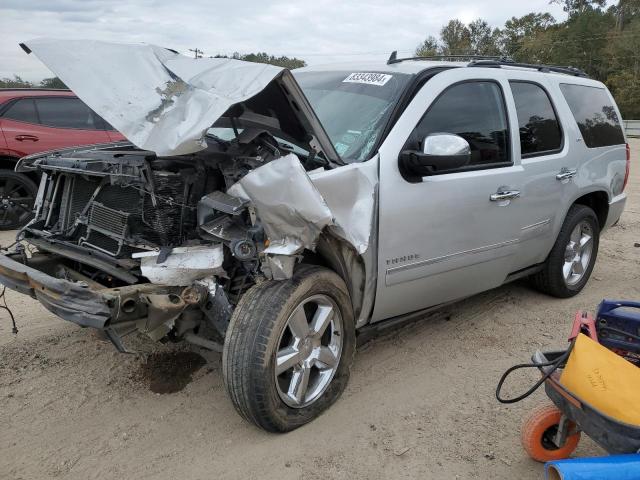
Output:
23,39,286,156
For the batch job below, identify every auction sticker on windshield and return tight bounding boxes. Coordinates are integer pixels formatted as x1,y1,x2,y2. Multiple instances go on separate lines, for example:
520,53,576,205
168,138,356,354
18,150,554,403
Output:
343,72,392,86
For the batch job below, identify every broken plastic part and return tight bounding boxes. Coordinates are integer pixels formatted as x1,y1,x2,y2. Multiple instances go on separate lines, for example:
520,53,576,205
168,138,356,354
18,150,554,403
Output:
132,245,225,285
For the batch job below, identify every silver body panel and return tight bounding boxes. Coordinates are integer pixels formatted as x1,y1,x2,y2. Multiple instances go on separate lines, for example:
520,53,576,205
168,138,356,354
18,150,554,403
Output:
369,66,627,323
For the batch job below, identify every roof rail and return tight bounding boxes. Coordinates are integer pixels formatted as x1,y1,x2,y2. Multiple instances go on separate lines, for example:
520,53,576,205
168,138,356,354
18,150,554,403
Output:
387,51,514,65
385,51,589,78
468,59,589,77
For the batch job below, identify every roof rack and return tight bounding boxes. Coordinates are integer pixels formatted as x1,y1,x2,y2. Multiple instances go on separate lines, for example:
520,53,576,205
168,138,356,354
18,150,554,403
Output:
468,59,589,78
385,51,589,78
387,51,514,65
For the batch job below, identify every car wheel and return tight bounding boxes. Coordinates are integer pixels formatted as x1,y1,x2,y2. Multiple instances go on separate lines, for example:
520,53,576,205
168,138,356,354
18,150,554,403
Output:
0,170,38,230
223,264,355,432
531,204,600,298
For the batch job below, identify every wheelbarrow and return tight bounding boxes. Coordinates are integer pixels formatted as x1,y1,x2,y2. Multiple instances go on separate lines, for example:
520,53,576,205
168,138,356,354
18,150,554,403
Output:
519,348,640,462
497,300,640,462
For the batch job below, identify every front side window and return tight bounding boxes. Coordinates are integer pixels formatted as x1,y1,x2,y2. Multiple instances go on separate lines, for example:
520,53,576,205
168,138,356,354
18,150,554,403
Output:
407,81,510,170
559,84,625,148
295,70,411,163
510,81,562,156
2,98,38,124
34,97,101,130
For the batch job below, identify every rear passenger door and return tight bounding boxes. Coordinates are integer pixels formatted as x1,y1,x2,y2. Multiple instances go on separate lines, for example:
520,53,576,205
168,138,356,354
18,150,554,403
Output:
504,77,578,271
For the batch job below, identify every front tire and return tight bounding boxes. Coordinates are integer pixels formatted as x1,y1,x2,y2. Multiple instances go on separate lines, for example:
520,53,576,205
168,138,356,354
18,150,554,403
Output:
531,204,600,298
222,264,355,432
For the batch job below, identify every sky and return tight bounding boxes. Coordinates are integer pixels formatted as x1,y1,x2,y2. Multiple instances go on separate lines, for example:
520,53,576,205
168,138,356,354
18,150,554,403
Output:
0,0,570,82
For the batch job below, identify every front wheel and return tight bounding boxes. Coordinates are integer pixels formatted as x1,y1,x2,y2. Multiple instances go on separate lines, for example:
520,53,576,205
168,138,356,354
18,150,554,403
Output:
222,265,355,432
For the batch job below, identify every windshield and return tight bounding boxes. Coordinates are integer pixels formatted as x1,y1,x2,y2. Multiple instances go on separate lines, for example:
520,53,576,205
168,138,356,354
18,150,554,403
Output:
294,70,411,163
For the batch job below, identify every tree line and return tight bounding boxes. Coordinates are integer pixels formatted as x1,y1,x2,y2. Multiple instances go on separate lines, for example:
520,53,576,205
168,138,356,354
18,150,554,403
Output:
0,52,305,91
2,1,638,117
415,0,640,117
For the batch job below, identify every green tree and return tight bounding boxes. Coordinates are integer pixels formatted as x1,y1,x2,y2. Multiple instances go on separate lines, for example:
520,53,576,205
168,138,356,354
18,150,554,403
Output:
550,0,607,17
501,13,556,60
217,52,306,69
0,75,33,88
415,35,439,56
439,19,472,55
468,19,502,55
39,77,67,89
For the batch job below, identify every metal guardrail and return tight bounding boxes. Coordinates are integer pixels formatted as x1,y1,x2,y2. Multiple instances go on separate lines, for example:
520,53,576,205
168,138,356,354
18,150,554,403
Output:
625,120,640,138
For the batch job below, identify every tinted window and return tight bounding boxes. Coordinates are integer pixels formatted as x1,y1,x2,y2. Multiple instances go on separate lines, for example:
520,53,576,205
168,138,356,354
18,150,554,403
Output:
35,97,100,129
559,84,625,148
511,82,562,156
2,98,38,123
408,81,510,168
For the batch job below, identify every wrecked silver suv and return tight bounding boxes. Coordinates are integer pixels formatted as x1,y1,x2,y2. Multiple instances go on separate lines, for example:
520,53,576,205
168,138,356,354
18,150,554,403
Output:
0,40,629,431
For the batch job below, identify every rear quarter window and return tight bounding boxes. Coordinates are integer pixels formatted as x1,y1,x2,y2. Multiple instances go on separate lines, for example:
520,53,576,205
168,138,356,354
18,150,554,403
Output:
559,84,625,148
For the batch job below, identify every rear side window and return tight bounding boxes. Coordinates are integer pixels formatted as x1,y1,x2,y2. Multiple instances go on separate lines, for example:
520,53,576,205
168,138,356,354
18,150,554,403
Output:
408,81,510,168
34,97,101,130
559,84,625,148
2,98,38,124
510,82,562,156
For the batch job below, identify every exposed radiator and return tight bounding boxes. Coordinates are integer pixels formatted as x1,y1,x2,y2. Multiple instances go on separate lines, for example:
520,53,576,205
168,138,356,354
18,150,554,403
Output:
55,170,191,257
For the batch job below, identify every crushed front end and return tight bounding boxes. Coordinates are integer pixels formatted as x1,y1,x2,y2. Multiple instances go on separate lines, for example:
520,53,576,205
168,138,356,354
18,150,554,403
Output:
1,135,297,352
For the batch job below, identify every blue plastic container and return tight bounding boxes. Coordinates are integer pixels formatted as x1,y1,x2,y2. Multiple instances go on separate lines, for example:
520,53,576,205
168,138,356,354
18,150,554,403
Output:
546,454,640,480
596,300,640,365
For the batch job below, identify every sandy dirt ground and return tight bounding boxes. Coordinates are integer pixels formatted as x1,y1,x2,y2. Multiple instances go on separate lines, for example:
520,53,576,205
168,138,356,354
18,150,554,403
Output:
1,140,639,480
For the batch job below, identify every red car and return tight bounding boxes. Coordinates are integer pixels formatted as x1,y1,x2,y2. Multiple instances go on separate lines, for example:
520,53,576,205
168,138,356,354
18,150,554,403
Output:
0,89,125,229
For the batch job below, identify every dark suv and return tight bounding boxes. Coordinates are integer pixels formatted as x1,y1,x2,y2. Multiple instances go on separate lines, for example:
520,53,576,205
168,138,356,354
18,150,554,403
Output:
0,89,124,229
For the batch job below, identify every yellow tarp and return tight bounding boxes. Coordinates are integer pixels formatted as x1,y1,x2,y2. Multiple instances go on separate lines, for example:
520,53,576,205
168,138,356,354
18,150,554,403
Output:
560,333,640,426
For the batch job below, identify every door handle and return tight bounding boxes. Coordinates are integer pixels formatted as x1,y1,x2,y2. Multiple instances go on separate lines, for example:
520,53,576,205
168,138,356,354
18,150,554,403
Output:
15,134,39,142
490,190,520,202
556,168,577,181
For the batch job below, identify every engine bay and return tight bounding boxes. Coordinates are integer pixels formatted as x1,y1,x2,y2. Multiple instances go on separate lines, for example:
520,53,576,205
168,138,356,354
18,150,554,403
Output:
22,130,313,300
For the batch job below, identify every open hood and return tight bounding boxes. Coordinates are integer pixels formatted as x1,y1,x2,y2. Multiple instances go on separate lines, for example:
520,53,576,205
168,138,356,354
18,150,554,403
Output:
21,38,339,161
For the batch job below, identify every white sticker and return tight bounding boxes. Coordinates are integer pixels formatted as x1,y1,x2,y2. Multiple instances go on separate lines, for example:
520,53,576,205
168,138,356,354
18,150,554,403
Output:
343,72,392,86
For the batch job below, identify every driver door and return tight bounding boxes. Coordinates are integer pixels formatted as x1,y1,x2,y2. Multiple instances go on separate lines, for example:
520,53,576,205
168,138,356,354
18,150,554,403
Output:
372,69,524,321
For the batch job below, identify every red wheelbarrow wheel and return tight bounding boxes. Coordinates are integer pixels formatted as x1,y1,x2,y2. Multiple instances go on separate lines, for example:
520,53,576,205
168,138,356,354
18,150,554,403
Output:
521,403,581,462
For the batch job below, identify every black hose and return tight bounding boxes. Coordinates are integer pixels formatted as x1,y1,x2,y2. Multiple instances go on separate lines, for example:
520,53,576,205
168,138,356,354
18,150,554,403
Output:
0,285,17,334
496,341,574,404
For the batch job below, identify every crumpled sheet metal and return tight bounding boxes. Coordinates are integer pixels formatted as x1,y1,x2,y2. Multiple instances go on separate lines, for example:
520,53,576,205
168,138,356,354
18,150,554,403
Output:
228,154,333,255
228,153,376,258
23,38,283,156
309,162,377,255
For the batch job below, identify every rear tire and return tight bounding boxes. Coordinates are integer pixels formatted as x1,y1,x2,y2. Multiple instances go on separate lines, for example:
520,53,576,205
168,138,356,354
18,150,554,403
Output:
0,170,38,230
531,204,599,298
222,264,355,432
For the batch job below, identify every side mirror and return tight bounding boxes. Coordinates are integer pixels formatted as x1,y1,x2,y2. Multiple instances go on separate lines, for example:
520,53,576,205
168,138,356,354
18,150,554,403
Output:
399,133,471,178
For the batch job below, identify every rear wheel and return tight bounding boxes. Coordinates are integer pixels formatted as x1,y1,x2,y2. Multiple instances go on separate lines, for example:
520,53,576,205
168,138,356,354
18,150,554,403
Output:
0,170,38,230
531,204,599,298
222,264,355,432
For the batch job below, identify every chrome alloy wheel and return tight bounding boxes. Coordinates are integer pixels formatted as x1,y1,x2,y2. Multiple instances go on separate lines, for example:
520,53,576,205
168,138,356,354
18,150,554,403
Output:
275,294,343,408
563,220,593,286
